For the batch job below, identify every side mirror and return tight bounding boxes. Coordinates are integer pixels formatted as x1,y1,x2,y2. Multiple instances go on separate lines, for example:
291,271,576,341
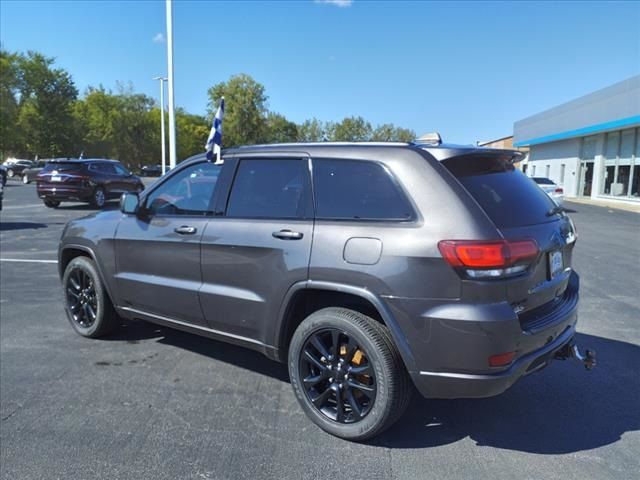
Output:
120,192,140,214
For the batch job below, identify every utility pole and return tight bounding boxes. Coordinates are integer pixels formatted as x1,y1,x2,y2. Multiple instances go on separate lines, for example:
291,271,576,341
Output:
153,76,167,175
165,0,177,169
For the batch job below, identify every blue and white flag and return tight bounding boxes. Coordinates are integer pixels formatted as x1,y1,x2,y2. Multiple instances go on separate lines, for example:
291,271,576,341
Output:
205,97,224,162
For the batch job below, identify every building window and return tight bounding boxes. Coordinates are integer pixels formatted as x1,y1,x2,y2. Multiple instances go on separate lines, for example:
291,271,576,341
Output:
631,128,640,197
531,165,536,176
560,164,566,184
602,132,620,195
545,165,550,178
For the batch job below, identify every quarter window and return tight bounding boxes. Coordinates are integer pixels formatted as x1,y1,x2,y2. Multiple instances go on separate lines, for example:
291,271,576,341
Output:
226,159,308,219
145,162,221,215
312,159,414,221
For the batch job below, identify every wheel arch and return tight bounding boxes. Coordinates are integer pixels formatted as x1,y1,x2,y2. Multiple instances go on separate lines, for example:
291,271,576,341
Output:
59,244,116,305
274,280,416,371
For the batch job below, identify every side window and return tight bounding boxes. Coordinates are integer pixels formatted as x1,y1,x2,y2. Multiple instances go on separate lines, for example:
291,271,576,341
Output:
145,162,221,216
226,159,307,219
88,163,100,173
312,159,414,221
113,163,130,176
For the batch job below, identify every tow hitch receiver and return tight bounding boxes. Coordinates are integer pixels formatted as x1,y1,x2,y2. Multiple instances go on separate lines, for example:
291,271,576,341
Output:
555,342,597,370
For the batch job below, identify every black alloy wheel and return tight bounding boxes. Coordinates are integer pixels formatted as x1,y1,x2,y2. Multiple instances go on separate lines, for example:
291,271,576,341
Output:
62,256,118,338
66,267,98,328
300,328,376,424
289,308,412,441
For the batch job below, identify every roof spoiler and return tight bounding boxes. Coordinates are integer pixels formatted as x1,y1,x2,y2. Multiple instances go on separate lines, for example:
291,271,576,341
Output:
411,132,442,147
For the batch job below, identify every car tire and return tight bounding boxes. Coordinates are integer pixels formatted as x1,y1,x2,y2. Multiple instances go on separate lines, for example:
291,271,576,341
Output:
91,187,106,208
62,256,118,338
44,199,60,208
22,174,29,184
288,307,412,441
7,168,14,178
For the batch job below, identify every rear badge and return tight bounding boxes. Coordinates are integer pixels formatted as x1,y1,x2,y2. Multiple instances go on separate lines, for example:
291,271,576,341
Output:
549,250,563,279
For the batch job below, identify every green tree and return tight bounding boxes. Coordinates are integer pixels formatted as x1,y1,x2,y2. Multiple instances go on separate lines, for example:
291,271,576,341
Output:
15,51,79,158
175,109,209,161
0,50,21,160
332,116,372,141
207,73,268,147
297,118,332,142
266,112,298,143
371,123,416,142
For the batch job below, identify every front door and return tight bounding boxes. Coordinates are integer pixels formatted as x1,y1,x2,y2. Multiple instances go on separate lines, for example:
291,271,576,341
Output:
114,161,222,327
578,161,594,196
199,155,314,344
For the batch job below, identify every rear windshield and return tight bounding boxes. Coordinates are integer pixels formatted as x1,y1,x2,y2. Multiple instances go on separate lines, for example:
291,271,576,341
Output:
532,177,554,185
42,162,84,173
442,154,556,228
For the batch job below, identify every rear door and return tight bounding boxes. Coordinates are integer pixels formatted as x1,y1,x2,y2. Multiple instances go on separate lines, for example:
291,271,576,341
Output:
114,161,222,327
199,154,313,344
441,154,577,313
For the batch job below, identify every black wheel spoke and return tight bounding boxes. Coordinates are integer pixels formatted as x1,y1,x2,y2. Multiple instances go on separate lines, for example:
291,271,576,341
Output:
345,387,363,419
350,364,372,376
66,267,98,329
334,386,345,422
86,303,97,320
67,288,80,300
311,386,333,408
69,274,81,291
310,336,331,360
330,330,340,357
303,349,326,371
347,379,374,396
344,336,358,363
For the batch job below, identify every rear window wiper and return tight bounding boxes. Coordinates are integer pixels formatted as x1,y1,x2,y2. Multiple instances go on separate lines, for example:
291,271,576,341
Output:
546,205,570,217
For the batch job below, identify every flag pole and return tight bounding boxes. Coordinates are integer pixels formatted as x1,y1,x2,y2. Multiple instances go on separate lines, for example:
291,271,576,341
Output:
166,0,177,170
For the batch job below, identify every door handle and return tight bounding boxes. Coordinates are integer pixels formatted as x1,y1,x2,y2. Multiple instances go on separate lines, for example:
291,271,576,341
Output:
174,225,197,235
272,229,304,240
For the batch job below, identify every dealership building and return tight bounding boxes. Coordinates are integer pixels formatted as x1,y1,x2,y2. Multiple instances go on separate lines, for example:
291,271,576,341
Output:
513,75,640,203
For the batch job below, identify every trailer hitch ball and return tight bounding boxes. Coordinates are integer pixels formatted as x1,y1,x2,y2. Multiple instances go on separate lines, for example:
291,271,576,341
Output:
555,343,597,370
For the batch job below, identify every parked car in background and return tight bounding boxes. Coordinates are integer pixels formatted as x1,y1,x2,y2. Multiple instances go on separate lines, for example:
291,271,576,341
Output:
3,159,34,178
140,164,162,177
0,165,7,186
57,141,592,441
21,159,50,184
532,177,565,204
37,158,144,208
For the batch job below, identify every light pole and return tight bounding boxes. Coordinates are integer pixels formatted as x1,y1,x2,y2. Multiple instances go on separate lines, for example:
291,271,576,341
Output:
165,0,177,169
153,76,167,175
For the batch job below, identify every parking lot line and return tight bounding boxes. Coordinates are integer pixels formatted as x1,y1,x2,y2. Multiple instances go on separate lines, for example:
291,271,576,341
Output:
0,203,46,210
0,258,58,264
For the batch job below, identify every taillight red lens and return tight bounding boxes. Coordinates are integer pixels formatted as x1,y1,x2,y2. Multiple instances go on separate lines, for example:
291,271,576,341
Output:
555,188,563,193
438,239,539,269
488,351,516,367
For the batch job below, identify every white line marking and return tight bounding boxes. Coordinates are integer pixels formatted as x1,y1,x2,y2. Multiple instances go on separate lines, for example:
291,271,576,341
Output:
0,258,58,264
0,204,46,210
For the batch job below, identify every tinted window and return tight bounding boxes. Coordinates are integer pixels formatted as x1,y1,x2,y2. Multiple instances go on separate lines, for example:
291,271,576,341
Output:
443,154,556,228
532,177,554,185
99,163,117,174
226,159,307,219
146,162,221,215
113,163,130,176
42,162,83,173
313,159,413,221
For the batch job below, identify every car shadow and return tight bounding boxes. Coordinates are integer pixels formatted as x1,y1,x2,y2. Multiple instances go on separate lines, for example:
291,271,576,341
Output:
374,332,639,454
104,319,290,382
103,322,638,454
0,221,48,231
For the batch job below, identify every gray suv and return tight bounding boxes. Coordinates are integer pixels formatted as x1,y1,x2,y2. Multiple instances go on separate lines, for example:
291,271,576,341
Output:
58,142,594,440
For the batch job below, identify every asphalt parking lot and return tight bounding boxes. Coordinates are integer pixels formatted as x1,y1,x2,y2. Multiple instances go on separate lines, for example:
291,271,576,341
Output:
1,180,639,480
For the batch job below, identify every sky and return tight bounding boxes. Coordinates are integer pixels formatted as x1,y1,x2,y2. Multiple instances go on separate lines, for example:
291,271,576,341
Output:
1,0,639,144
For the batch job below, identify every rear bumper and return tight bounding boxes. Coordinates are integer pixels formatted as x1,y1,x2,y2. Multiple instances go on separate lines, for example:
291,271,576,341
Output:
411,322,576,398
383,271,580,399
37,184,92,201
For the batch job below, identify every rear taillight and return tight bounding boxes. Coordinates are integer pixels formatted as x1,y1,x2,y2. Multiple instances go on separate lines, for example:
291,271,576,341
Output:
554,187,563,193
438,239,539,279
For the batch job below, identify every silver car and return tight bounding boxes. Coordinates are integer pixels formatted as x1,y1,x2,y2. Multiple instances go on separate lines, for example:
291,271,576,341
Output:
532,176,565,204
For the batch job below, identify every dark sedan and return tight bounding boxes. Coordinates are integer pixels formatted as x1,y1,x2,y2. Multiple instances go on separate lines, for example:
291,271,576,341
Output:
37,159,144,208
21,160,49,184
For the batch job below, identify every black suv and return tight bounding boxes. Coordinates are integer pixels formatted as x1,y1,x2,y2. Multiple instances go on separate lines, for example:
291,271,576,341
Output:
57,142,593,440
37,159,144,208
